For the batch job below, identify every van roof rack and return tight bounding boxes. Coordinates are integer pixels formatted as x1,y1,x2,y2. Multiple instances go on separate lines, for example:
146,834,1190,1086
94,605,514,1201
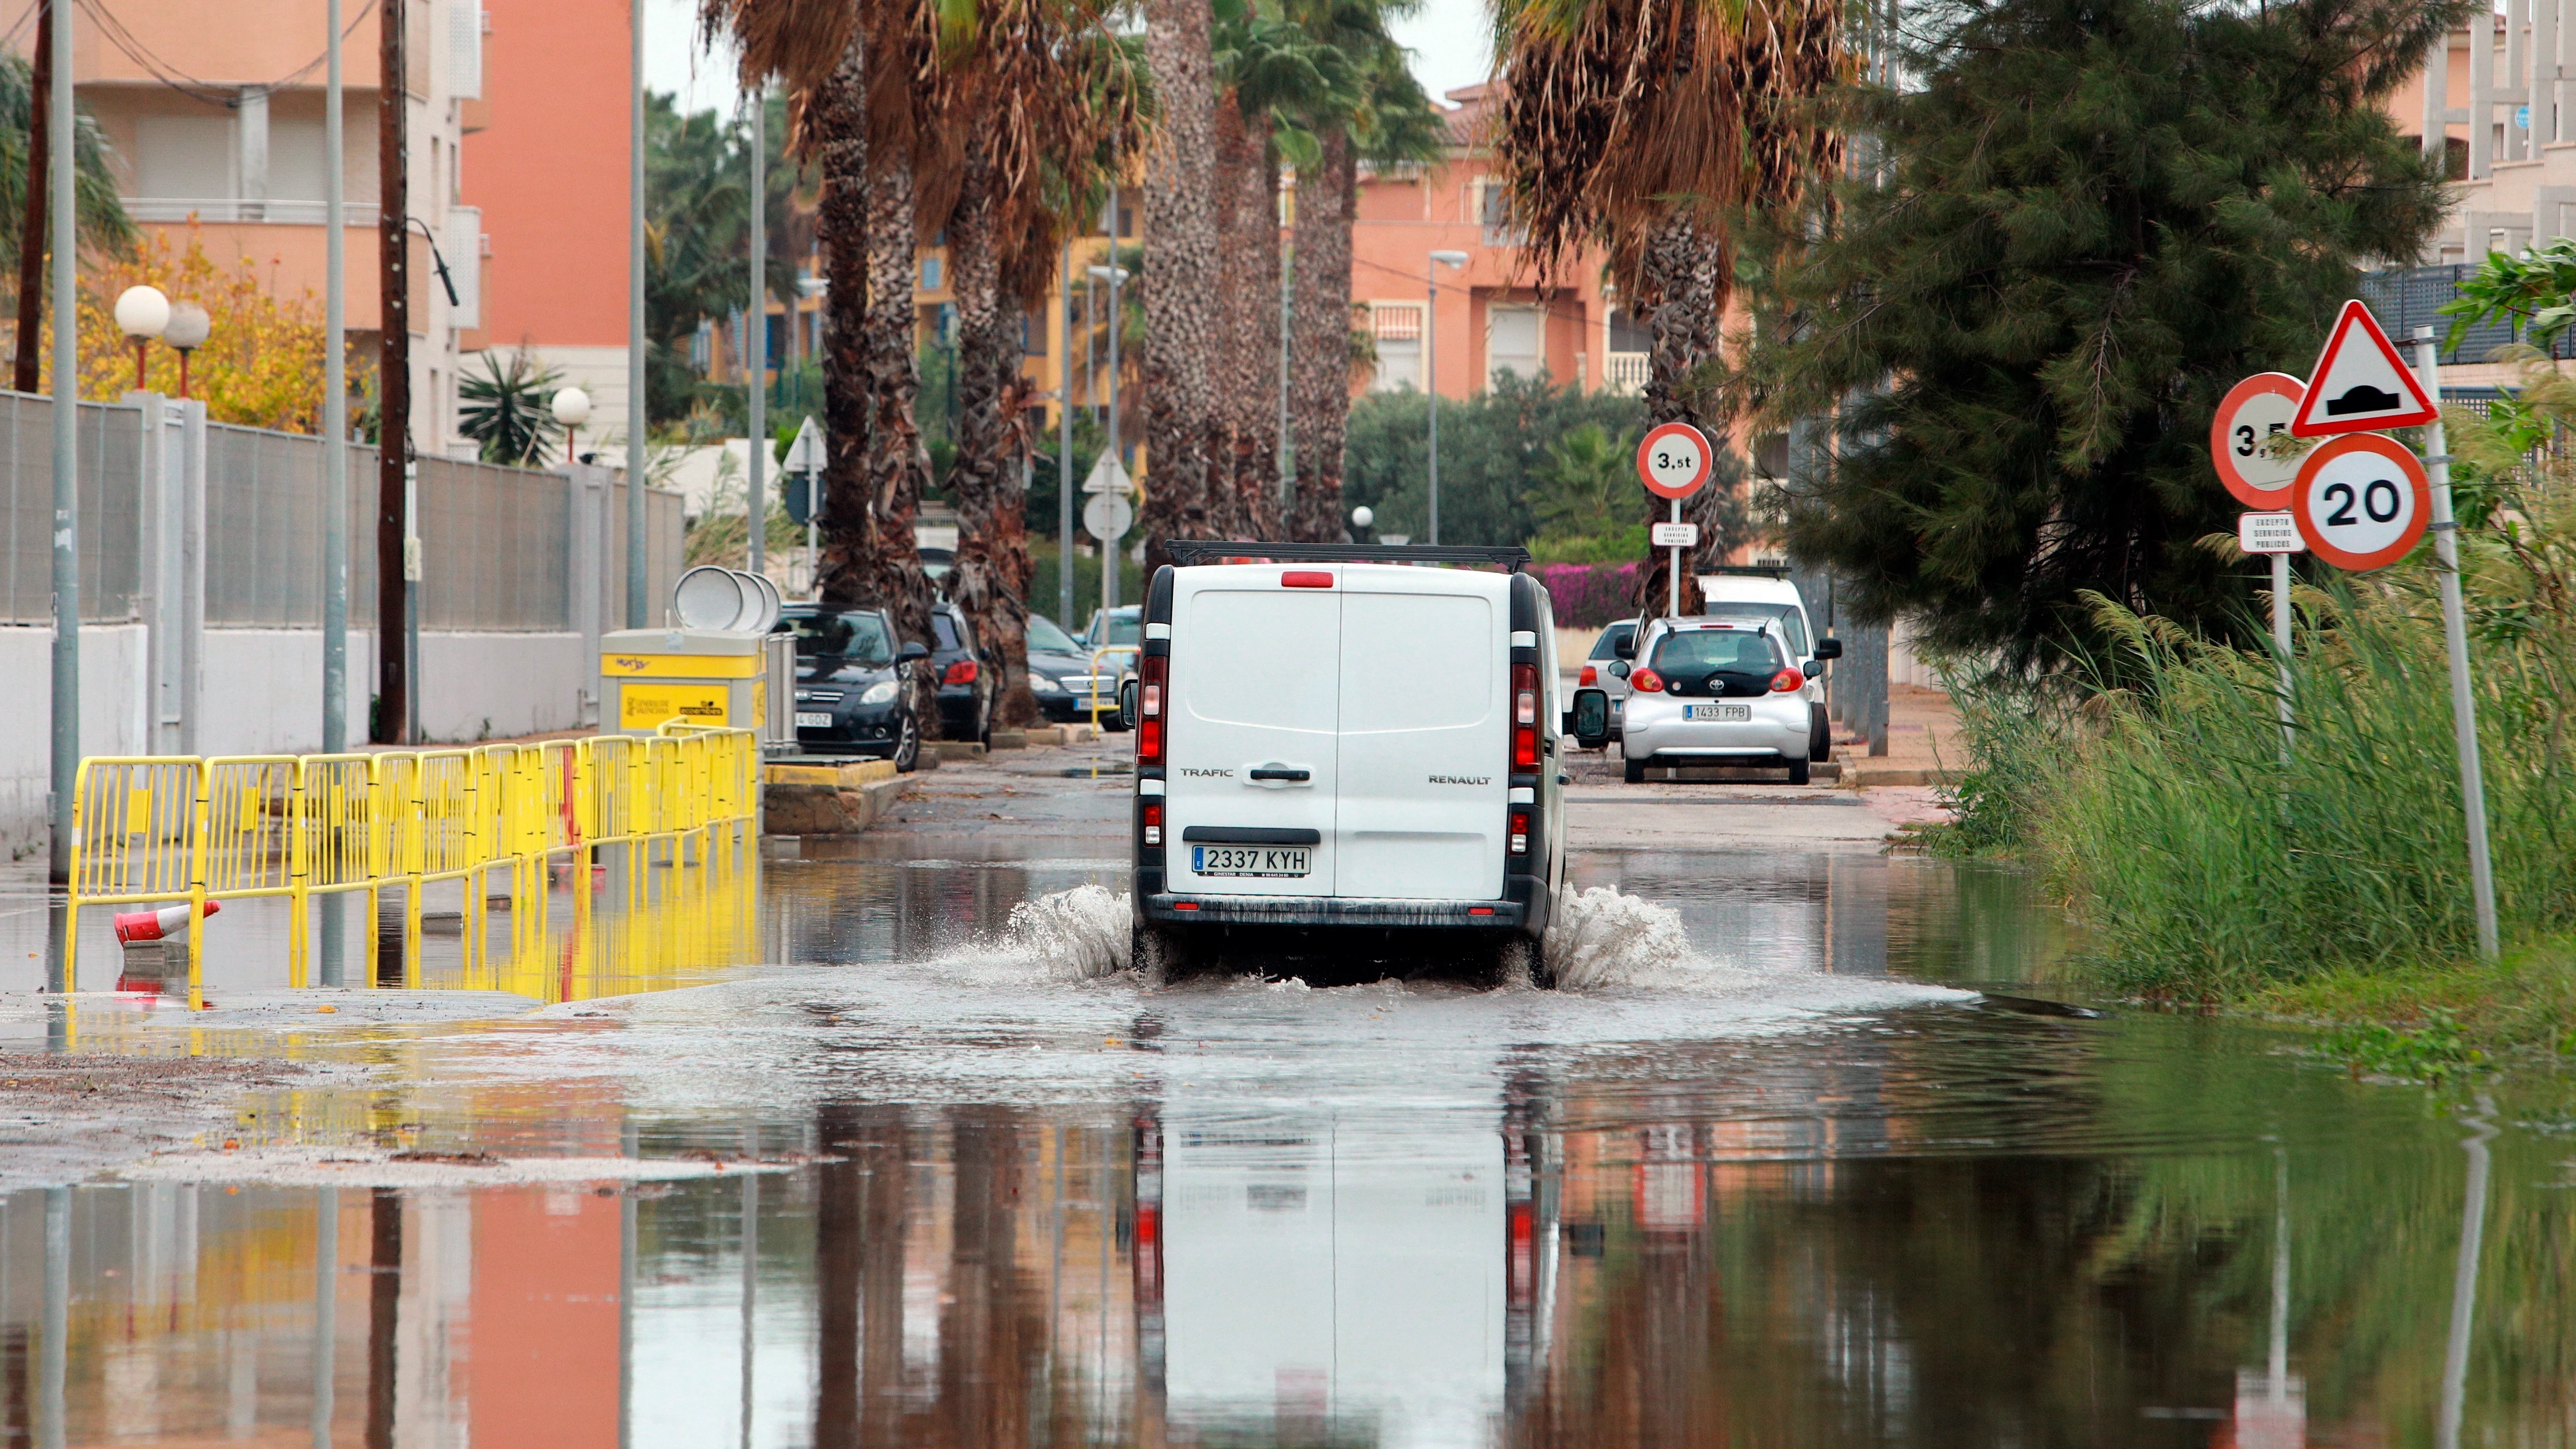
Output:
1164,541,1532,571
1706,562,1792,578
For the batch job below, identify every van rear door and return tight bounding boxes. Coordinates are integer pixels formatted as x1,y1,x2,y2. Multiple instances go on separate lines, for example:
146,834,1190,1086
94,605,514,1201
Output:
1335,572,1507,900
1164,574,1341,896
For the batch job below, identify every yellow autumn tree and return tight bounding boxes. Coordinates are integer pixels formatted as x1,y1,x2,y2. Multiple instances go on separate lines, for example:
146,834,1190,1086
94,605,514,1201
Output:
73,226,336,433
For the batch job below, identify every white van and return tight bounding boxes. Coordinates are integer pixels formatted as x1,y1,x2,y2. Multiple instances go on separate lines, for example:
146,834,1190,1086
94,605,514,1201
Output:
1131,544,1567,981
1698,567,1840,763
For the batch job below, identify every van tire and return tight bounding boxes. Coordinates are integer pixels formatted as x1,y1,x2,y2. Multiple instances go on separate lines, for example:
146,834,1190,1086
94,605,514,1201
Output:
1623,753,1650,784
1130,923,1188,982
1810,703,1832,763
1788,757,1811,786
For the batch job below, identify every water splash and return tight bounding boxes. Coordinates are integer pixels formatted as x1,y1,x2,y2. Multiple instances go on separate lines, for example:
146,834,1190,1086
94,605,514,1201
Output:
1541,886,1694,988
996,884,1133,980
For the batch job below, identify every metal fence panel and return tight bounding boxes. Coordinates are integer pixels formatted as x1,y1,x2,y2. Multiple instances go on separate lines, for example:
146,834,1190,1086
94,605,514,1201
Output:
2357,265,2576,368
0,391,145,624
417,456,571,630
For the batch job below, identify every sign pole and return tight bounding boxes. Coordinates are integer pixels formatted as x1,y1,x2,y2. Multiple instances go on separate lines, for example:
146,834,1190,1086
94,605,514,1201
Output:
1667,497,1681,618
2410,326,2499,960
2271,551,2293,759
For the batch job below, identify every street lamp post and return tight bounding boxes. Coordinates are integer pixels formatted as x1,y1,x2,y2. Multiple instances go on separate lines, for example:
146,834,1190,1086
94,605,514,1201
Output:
746,86,767,576
164,303,210,398
1087,247,1130,614
553,387,594,467
115,286,170,389
1351,504,1372,544
1425,250,1468,546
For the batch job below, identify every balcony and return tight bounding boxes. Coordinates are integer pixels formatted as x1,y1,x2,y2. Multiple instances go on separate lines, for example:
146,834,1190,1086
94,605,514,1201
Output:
1603,351,1648,396
124,199,384,227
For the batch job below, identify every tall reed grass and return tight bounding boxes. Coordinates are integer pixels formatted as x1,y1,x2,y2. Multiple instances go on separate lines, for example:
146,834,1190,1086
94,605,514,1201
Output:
1932,381,2576,997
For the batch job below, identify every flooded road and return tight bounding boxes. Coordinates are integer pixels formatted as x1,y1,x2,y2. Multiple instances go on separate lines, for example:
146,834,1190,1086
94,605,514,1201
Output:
0,756,2567,1446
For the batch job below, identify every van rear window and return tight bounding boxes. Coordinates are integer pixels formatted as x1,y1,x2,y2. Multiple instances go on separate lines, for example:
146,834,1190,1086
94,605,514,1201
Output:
1704,602,1807,656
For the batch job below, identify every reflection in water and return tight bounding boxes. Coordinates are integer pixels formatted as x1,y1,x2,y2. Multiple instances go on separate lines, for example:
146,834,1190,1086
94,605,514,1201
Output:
0,852,2567,1444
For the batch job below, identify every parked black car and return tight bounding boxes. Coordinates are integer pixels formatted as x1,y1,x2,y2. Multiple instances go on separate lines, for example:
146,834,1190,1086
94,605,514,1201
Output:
781,605,928,770
930,601,1002,745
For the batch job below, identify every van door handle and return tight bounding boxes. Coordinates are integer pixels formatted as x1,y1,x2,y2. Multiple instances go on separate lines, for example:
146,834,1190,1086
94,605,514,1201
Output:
1248,767,1311,782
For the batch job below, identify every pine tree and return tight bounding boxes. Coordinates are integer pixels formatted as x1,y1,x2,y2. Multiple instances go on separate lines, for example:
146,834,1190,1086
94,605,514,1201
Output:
1748,0,2464,666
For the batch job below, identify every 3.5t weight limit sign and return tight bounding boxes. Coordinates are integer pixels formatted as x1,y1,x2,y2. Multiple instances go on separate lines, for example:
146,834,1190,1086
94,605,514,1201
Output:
2210,373,2304,508
1636,422,1714,500
2290,432,2429,572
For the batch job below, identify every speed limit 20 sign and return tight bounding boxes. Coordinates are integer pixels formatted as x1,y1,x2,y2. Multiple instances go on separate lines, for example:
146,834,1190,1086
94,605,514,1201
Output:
1636,422,1714,500
2289,433,2429,571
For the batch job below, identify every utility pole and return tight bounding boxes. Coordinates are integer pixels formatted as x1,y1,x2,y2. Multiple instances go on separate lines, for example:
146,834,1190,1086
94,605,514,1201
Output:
44,0,75,885
13,0,49,394
323,0,348,753
375,0,410,743
747,89,767,575
1058,239,1075,627
627,0,649,627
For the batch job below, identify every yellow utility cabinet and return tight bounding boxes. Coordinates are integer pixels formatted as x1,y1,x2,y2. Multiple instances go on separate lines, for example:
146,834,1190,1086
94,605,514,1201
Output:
602,628,768,735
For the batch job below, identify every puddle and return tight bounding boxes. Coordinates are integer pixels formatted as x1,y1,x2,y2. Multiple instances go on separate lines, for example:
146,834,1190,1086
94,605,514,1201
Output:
0,847,2564,1444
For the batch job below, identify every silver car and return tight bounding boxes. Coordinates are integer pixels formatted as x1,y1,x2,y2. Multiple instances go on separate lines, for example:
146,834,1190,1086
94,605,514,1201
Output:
1610,616,1814,784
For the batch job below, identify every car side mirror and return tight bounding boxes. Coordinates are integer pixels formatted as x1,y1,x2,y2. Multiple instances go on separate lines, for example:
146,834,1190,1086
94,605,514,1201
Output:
1613,636,1636,660
1813,637,1843,660
1571,688,1611,748
1608,660,1631,679
898,642,930,663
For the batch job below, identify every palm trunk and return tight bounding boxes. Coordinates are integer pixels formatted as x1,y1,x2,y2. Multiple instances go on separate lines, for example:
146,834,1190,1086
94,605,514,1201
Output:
859,153,945,732
1141,0,1221,566
813,33,876,609
945,138,1041,728
1286,126,1353,543
1218,101,1283,540
1634,211,1728,617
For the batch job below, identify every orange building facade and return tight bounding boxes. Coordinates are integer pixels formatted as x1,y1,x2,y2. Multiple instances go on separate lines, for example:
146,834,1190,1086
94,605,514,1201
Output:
22,0,636,457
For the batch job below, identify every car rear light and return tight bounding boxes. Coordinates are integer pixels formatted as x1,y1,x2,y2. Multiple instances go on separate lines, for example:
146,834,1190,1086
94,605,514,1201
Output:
1507,808,1531,855
1141,802,1162,847
1137,654,1167,765
1579,664,1596,686
1281,570,1335,588
942,658,979,686
1769,667,1805,693
1631,668,1664,693
1512,662,1539,770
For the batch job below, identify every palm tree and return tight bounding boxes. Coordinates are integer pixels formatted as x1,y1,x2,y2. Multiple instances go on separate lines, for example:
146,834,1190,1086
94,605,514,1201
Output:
1492,0,1847,612
941,3,1150,728
1140,0,1225,567
457,349,566,465
1282,15,1437,543
703,0,948,733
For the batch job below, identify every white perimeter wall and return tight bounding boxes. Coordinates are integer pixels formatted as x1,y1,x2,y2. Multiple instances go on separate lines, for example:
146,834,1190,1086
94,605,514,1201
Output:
0,627,590,854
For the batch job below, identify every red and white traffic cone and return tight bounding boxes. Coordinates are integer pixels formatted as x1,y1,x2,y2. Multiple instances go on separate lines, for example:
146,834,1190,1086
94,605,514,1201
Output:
113,900,222,945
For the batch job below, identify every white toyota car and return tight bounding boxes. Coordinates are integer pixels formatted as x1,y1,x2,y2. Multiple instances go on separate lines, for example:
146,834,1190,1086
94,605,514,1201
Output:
1603,616,1815,784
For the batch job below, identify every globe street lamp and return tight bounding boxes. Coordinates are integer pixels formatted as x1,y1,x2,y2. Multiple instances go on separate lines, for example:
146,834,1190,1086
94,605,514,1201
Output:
1425,250,1469,545
114,285,170,391
162,302,210,399
1351,504,1373,544
552,386,594,465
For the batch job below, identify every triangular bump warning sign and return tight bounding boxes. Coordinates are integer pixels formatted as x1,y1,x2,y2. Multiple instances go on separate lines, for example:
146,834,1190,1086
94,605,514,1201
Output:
2290,300,2438,436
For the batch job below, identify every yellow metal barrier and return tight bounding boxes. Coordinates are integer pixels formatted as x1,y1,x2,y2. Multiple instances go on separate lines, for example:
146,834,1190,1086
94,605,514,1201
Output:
65,728,764,1008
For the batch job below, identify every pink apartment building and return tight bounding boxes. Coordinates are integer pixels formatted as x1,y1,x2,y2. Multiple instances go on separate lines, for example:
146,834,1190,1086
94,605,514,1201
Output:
21,0,634,455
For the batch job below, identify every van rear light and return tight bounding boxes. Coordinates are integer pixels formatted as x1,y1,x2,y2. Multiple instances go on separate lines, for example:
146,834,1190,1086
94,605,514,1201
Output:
1512,663,1539,770
1769,667,1805,693
1136,655,1167,766
942,658,979,686
1579,664,1596,686
1281,570,1335,588
1507,808,1531,855
1631,668,1664,693
1141,801,1163,847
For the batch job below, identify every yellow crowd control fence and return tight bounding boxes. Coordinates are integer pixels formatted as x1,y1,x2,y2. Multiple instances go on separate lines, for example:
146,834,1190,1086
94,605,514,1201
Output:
67,725,763,1009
